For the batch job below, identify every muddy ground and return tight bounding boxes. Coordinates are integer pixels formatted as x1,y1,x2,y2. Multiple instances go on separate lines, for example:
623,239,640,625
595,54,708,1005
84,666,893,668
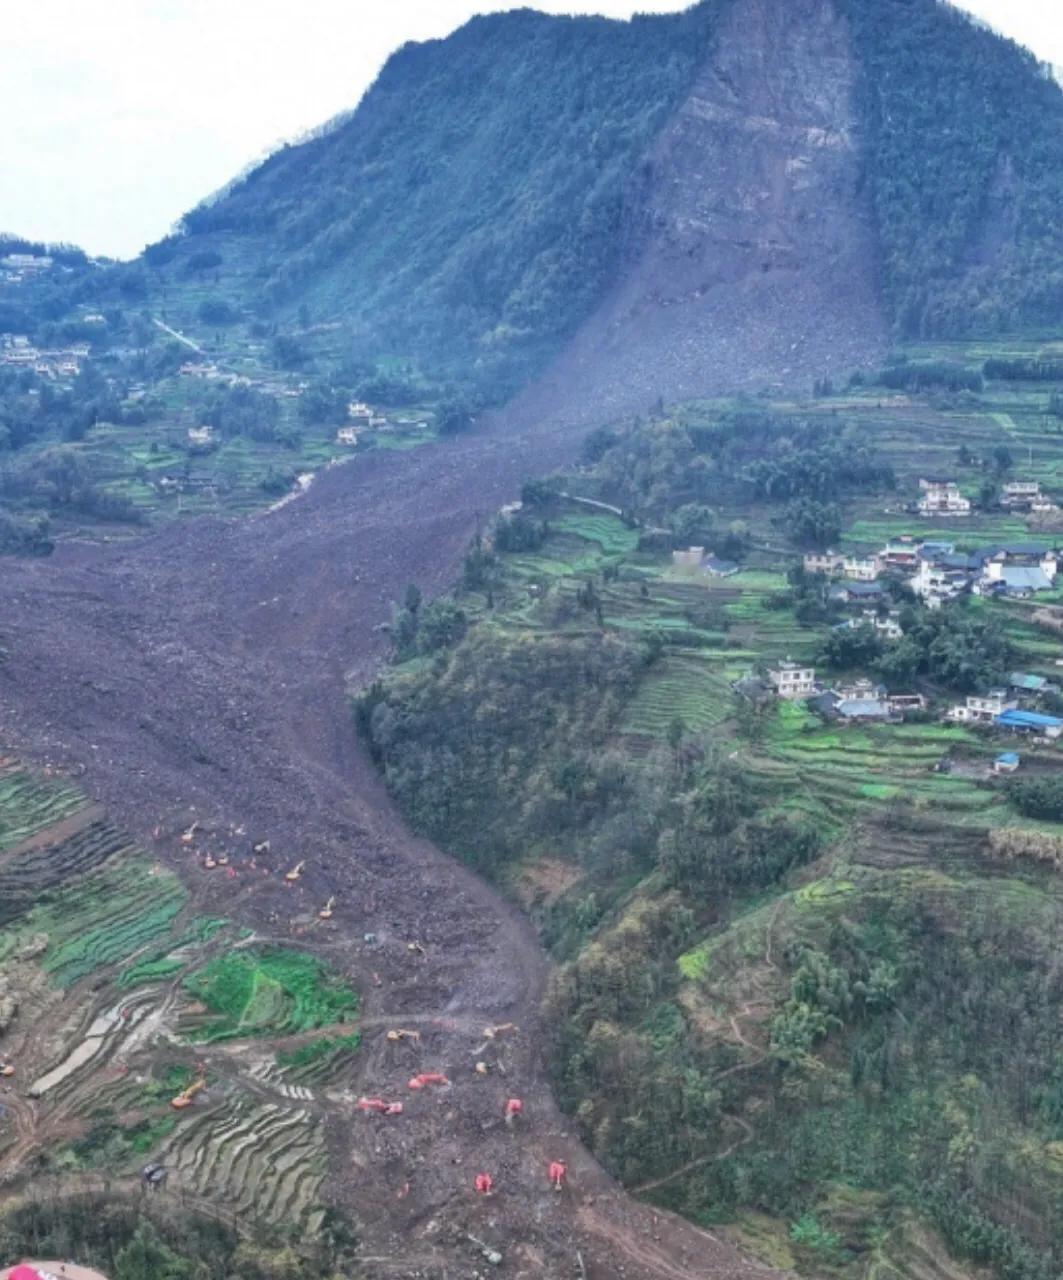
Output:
0,412,782,1279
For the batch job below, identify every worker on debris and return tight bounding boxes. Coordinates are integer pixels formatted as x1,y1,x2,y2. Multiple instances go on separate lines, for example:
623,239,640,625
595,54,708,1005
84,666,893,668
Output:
475,1172,494,1196
549,1160,567,1192
505,1097,523,1126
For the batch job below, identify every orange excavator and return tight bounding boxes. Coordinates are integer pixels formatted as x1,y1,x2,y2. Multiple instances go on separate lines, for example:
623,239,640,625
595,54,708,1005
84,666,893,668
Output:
285,860,305,883
180,822,199,846
358,1096,404,1116
171,1078,206,1110
408,1072,449,1090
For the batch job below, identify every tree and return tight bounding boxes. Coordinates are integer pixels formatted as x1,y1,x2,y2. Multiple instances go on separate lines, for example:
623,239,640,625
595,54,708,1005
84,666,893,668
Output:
436,398,473,435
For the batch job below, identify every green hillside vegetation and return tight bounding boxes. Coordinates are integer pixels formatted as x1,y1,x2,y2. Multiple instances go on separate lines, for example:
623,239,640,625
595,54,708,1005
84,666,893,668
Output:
359,356,1063,1280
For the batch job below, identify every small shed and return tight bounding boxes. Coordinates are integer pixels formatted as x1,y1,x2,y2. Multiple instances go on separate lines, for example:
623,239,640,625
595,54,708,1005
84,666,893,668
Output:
993,752,1020,775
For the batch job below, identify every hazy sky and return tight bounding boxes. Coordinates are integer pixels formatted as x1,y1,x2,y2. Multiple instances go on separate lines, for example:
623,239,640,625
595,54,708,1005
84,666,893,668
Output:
3,0,1062,260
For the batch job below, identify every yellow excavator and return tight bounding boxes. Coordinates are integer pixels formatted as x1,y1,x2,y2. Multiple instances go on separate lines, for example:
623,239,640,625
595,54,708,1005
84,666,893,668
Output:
285,860,306,883
386,1028,421,1044
171,1078,206,1110
318,896,336,920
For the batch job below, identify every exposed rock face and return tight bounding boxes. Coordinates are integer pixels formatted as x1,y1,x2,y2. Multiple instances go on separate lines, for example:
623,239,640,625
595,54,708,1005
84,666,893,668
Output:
518,0,886,424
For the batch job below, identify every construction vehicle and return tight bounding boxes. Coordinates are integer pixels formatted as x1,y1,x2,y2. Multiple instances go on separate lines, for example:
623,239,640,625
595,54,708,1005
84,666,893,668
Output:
406,941,426,957
0,1063,14,1078
357,1096,404,1116
285,860,305,883
505,1098,523,1126
171,1078,206,1110
180,822,199,845
475,1061,489,1076
408,1072,449,1090
386,1028,421,1044
252,839,271,856
474,1172,494,1195
203,855,217,869
549,1160,567,1191
318,896,336,920
483,1022,518,1039
217,854,229,867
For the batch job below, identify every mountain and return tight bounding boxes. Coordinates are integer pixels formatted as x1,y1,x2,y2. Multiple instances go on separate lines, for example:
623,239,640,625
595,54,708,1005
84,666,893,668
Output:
136,0,1063,406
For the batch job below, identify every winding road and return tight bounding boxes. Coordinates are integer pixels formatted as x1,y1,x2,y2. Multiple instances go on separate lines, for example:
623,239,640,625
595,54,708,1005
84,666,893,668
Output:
0,413,784,1278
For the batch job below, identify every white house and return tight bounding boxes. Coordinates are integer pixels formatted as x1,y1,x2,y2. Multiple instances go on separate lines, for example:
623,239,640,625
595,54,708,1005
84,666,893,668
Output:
188,425,214,445
918,479,971,517
335,426,360,446
1001,480,1043,509
911,560,967,607
768,662,816,700
946,690,1017,726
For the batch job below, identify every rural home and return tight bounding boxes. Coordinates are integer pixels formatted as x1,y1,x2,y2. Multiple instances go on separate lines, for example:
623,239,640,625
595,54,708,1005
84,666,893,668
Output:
1008,671,1056,696
829,580,887,608
336,426,360,446
993,752,1021,774
767,661,816,700
912,560,968,607
804,550,845,575
995,709,1063,739
946,690,1017,726
834,609,904,640
880,537,923,570
803,551,880,580
187,425,214,445
918,478,971,517
1001,480,1043,509
671,547,739,577
887,693,927,715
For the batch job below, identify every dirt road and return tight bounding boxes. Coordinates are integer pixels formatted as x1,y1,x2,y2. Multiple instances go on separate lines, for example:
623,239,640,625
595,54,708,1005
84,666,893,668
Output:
0,418,781,1278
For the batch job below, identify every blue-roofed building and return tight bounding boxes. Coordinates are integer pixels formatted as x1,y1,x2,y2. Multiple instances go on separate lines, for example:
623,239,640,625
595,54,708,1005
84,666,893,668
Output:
993,751,1021,774
995,709,1063,740
1008,672,1051,695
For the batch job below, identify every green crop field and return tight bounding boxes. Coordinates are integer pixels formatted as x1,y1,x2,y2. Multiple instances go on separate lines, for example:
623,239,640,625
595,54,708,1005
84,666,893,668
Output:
182,947,358,1041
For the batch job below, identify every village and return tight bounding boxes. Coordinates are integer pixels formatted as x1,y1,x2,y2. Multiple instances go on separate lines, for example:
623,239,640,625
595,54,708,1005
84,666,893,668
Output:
671,471,1063,774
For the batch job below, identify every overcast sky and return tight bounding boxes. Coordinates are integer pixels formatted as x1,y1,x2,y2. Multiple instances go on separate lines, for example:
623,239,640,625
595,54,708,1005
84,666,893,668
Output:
2,0,1061,260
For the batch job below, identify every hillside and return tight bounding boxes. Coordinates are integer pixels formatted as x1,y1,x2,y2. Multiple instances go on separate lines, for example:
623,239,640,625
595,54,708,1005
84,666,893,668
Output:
359,343,1063,1280
122,0,1063,407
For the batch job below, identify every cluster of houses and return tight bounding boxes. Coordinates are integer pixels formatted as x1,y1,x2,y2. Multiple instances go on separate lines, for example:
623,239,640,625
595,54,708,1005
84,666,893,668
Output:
1,252,54,282
911,476,1057,519
762,663,926,724
806,536,1062,609
335,401,400,446
753,660,1063,743
0,333,88,380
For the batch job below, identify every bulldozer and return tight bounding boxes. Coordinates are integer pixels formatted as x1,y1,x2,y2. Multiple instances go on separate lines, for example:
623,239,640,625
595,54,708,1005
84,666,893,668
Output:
386,1028,421,1044
171,1078,206,1110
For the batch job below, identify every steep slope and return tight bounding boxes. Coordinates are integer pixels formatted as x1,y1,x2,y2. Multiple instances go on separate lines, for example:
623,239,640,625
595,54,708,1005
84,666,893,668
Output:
520,0,886,417
131,0,1063,409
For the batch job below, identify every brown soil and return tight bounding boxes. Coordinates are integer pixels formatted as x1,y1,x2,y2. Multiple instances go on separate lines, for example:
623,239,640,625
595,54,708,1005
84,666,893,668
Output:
0,411,785,1278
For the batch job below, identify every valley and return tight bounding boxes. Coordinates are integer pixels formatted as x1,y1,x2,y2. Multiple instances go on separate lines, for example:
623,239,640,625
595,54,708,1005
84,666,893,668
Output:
2,0,1063,1276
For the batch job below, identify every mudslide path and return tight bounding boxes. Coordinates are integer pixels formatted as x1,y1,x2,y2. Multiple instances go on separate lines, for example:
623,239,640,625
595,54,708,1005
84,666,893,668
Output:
0,419,781,1279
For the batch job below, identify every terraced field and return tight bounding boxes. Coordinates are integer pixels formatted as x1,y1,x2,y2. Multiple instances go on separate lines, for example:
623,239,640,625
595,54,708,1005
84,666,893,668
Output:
0,756,358,1241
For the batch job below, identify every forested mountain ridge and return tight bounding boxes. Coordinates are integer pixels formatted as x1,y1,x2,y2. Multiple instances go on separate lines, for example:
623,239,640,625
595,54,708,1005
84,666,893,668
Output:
129,0,1063,406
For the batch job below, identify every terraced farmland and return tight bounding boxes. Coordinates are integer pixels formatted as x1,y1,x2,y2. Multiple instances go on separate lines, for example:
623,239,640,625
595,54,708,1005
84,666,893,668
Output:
0,755,358,1244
